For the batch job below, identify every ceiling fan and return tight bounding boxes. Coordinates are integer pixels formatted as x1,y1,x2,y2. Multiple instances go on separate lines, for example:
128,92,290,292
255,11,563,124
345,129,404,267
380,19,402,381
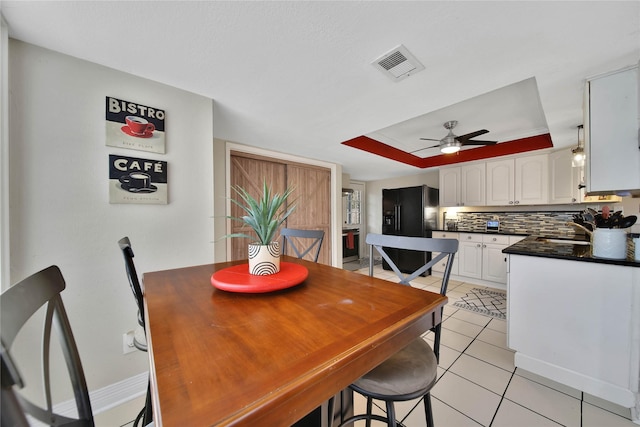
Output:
413,120,497,154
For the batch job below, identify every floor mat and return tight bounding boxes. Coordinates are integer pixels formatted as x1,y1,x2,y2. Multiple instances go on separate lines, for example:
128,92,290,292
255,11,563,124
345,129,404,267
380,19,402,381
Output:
453,288,506,320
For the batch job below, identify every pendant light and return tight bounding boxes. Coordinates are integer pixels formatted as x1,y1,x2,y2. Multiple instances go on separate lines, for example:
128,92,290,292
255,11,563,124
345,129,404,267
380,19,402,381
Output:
571,125,585,168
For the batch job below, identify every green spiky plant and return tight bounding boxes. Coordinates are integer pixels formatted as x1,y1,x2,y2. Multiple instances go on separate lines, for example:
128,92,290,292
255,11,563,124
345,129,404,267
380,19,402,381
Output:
226,181,296,245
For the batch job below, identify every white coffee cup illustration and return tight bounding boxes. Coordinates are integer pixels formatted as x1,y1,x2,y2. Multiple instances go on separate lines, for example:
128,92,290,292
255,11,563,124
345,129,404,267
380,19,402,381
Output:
119,172,155,192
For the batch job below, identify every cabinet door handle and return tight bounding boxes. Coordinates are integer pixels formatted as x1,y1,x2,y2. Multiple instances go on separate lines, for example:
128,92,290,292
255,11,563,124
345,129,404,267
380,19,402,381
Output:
509,201,514,205
477,244,481,248
515,200,520,204
482,244,486,248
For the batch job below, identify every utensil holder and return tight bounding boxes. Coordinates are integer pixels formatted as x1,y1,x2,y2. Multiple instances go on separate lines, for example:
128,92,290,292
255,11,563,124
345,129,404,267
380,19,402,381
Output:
592,228,627,260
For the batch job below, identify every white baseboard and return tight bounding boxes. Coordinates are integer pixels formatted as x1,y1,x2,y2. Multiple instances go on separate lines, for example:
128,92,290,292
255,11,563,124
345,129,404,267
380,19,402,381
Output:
56,371,148,417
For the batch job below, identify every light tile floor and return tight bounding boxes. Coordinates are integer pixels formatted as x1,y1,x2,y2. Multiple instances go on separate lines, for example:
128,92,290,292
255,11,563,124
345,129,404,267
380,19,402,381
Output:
97,264,638,427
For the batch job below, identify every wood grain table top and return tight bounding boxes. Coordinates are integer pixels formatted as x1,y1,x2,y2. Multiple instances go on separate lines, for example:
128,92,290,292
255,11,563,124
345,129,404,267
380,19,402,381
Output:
143,256,447,426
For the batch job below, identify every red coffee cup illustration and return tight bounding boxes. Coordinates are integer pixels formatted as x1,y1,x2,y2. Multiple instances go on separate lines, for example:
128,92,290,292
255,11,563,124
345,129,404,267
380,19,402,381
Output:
125,116,155,136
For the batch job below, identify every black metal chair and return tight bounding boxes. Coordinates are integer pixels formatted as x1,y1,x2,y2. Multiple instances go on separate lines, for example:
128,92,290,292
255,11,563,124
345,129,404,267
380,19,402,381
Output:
1,265,95,427
340,233,458,427
281,228,325,262
118,236,153,427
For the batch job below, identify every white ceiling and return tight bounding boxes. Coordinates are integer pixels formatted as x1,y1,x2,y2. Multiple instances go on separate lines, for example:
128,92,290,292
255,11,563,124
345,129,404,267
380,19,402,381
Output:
367,77,549,156
2,1,639,181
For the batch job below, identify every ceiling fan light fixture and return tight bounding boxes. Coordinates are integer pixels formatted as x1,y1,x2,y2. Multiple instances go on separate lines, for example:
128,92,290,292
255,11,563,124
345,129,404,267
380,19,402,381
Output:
440,141,461,154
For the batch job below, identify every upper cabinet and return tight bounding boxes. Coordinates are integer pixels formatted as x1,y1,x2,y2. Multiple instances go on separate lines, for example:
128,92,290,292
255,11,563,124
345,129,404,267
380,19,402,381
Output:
549,149,584,204
461,163,486,206
439,167,461,207
486,154,548,206
585,65,640,195
439,163,485,207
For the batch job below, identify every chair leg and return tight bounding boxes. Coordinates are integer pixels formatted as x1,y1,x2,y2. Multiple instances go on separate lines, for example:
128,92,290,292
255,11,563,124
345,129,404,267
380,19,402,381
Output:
327,396,335,427
365,397,373,427
385,401,397,427
424,394,434,427
142,379,153,426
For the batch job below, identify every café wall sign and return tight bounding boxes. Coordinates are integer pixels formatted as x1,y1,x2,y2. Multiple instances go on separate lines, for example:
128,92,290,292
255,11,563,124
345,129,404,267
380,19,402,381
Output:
109,154,168,205
106,96,166,154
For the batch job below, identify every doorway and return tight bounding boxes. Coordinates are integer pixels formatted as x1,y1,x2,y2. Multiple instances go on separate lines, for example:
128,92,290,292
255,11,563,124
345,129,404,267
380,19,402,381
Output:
229,152,332,265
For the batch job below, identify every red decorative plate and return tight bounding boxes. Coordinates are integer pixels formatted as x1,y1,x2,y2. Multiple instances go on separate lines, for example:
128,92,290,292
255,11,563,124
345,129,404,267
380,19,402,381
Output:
210,262,309,293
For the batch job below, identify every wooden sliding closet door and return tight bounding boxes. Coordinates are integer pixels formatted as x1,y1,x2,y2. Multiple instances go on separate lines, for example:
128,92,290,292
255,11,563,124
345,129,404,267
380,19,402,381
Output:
229,153,331,265
230,155,286,261
285,164,331,264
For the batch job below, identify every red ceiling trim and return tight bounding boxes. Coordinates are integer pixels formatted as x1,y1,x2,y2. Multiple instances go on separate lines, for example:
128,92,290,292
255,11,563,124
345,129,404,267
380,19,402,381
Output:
341,133,554,168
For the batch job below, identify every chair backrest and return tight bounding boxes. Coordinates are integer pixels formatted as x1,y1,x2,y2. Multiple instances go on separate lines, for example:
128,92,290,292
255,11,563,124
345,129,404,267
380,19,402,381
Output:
281,228,325,262
366,233,458,294
118,236,145,328
1,265,94,427
366,233,459,361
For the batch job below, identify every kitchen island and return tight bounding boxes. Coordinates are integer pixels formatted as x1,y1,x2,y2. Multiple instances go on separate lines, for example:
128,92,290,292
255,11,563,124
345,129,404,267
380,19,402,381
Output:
504,236,640,423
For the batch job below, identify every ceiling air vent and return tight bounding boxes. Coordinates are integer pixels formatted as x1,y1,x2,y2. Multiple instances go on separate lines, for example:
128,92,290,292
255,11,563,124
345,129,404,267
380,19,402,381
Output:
371,44,425,82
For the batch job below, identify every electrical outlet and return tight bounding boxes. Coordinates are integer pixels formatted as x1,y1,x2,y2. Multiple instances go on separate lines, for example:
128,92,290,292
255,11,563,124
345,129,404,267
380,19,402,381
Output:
122,331,136,354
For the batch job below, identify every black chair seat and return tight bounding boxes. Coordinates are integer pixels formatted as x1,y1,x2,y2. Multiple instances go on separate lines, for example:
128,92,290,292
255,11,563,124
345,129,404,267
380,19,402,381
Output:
351,338,438,398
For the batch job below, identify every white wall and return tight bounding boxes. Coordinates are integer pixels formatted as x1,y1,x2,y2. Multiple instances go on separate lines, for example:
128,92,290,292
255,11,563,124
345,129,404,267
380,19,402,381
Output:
365,171,439,235
8,40,214,399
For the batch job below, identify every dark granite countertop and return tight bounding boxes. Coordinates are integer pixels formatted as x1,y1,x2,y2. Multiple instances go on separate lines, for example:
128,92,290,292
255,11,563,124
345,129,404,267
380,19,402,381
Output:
503,235,640,268
431,229,530,236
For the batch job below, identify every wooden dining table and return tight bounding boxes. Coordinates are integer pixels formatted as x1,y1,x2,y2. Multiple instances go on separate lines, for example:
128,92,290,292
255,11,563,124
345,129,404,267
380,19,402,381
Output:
143,256,448,426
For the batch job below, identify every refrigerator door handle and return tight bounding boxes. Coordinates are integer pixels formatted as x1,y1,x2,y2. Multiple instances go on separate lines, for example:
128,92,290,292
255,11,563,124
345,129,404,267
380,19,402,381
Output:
396,204,401,231
394,205,398,231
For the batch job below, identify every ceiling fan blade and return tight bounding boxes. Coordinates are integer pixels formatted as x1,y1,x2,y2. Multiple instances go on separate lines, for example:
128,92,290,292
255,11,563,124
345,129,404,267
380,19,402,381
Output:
419,138,441,142
410,143,441,154
456,129,489,141
460,139,498,146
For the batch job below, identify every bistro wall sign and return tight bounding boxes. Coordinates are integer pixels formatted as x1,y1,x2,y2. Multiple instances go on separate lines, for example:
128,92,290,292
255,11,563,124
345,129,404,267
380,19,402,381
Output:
106,96,166,154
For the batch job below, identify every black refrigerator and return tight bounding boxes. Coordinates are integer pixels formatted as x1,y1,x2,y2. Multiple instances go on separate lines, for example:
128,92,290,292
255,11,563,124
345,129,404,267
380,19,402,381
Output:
382,185,439,274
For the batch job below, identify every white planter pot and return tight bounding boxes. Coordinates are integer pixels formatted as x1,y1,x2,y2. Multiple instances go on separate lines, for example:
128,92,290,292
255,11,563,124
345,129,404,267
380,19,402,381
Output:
592,228,627,260
248,242,281,275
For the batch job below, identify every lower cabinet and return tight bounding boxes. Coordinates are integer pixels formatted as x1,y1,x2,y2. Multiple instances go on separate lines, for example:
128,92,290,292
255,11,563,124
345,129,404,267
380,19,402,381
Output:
433,232,524,287
431,232,459,275
507,254,640,415
458,234,483,279
482,235,510,283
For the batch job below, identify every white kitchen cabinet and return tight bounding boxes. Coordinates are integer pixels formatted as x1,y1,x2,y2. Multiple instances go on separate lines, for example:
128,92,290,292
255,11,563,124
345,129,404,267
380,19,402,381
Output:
486,154,548,206
461,163,486,206
549,149,584,204
431,231,459,275
433,232,521,288
457,233,510,283
508,254,640,419
585,65,640,195
481,234,510,283
485,159,513,206
439,167,461,207
439,163,485,207
457,233,483,279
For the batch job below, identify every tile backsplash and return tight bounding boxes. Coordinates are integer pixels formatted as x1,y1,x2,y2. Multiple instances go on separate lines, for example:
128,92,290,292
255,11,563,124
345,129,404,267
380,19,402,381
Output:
449,211,581,237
